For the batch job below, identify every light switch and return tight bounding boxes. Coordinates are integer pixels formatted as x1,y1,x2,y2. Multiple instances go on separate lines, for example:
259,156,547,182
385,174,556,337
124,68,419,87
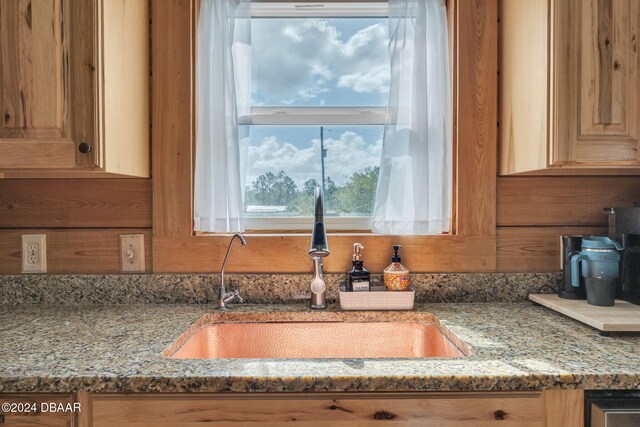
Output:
119,234,145,273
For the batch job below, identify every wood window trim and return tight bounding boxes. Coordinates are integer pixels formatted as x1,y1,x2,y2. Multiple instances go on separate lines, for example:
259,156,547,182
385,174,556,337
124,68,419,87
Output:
151,0,497,273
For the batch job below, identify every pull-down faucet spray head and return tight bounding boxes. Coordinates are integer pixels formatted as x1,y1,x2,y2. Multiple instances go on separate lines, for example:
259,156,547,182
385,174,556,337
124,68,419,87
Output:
309,187,329,309
309,187,329,257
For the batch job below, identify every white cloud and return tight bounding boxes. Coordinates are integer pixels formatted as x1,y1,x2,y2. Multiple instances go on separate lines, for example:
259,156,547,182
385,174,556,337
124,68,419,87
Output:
246,131,382,188
337,64,391,93
252,19,390,104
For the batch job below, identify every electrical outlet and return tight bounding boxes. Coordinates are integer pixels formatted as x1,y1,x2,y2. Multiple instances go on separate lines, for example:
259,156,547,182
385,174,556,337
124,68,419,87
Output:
21,234,47,273
120,234,145,273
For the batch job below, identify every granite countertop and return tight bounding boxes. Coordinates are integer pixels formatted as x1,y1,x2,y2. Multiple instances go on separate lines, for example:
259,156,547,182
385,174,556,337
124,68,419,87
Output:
0,302,639,393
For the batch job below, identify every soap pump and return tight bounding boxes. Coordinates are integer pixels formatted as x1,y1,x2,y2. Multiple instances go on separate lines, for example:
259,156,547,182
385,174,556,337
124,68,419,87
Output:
347,243,370,292
384,245,410,291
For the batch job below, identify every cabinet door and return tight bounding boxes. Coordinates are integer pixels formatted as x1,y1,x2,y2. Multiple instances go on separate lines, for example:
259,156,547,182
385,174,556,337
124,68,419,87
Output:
553,0,640,167
0,394,74,427
0,0,97,171
86,392,544,427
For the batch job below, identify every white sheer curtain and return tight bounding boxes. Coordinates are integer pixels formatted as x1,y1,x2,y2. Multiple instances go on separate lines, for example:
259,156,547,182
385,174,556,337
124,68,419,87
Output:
372,0,452,235
194,0,251,232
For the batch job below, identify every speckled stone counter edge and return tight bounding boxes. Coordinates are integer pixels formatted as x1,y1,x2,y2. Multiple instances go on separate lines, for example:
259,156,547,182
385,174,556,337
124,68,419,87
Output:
0,273,560,305
5,373,636,394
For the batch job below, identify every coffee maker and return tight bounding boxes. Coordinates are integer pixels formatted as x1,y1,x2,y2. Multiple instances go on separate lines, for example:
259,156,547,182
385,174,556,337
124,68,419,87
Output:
604,206,640,305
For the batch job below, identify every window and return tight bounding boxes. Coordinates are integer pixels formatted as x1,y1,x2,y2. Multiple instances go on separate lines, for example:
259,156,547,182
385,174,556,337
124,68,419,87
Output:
160,0,497,271
243,2,390,231
195,0,452,236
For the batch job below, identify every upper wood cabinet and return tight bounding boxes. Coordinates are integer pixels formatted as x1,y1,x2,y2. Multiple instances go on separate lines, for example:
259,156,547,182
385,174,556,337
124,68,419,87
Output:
0,0,149,178
501,0,640,175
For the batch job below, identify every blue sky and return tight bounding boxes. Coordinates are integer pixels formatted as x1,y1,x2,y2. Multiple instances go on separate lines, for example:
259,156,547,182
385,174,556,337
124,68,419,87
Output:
247,18,390,190
252,18,390,107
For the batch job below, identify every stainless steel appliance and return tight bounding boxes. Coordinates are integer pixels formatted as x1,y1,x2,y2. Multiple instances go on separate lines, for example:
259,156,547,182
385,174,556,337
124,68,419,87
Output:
604,206,640,244
603,207,640,305
616,232,640,305
586,391,640,427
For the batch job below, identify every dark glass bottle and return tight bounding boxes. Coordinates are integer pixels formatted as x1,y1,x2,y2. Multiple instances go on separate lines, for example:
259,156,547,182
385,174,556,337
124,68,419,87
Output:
348,243,370,292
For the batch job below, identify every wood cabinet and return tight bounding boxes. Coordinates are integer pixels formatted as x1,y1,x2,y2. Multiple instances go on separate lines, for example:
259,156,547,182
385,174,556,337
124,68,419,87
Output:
0,394,75,426
0,0,149,178
0,390,584,427
82,392,546,427
500,0,640,175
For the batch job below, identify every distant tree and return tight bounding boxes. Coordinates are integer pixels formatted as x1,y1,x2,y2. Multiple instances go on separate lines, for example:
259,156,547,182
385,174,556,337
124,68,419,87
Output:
250,170,298,206
324,176,337,195
323,176,338,212
336,166,379,215
303,178,320,196
286,193,314,215
246,168,379,217
244,187,256,207
274,171,297,204
302,177,336,195
251,172,275,205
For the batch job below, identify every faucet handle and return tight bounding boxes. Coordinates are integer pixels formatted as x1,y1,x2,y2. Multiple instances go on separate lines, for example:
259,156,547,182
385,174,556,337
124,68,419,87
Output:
234,291,243,304
224,289,242,304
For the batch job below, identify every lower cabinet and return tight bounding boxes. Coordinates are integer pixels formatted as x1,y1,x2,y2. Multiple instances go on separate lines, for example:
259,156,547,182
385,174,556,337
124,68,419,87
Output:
0,390,584,426
0,394,75,427
83,392,546,427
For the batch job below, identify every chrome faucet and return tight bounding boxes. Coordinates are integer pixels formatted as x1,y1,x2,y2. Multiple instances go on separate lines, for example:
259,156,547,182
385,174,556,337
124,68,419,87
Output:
309,187,329,309
218,233,246,310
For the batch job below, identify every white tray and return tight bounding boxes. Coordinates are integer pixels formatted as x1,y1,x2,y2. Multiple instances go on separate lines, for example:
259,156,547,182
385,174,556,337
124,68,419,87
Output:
339,289,415,311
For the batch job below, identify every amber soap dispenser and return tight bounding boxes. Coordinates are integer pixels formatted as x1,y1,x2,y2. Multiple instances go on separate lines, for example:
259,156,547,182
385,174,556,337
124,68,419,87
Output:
384,245,410,291
348,243,370,292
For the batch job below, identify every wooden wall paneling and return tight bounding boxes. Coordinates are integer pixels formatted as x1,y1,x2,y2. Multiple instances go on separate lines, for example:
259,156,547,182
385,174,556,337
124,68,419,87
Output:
154,234,495,274
456,0,497,237
151,0,194,238
448,0,458,233
496,226,607,272
0,179,152,228
543,389,584,427
497,176,640,226
153,236,496,273
152,0,498,273
0,228,152,274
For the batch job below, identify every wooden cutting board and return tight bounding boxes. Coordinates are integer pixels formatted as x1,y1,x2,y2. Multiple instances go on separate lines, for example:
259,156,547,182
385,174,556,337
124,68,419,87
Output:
529,294,640,332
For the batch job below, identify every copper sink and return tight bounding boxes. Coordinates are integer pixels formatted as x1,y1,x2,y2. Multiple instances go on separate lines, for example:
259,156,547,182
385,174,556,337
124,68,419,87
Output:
164,311,469,359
